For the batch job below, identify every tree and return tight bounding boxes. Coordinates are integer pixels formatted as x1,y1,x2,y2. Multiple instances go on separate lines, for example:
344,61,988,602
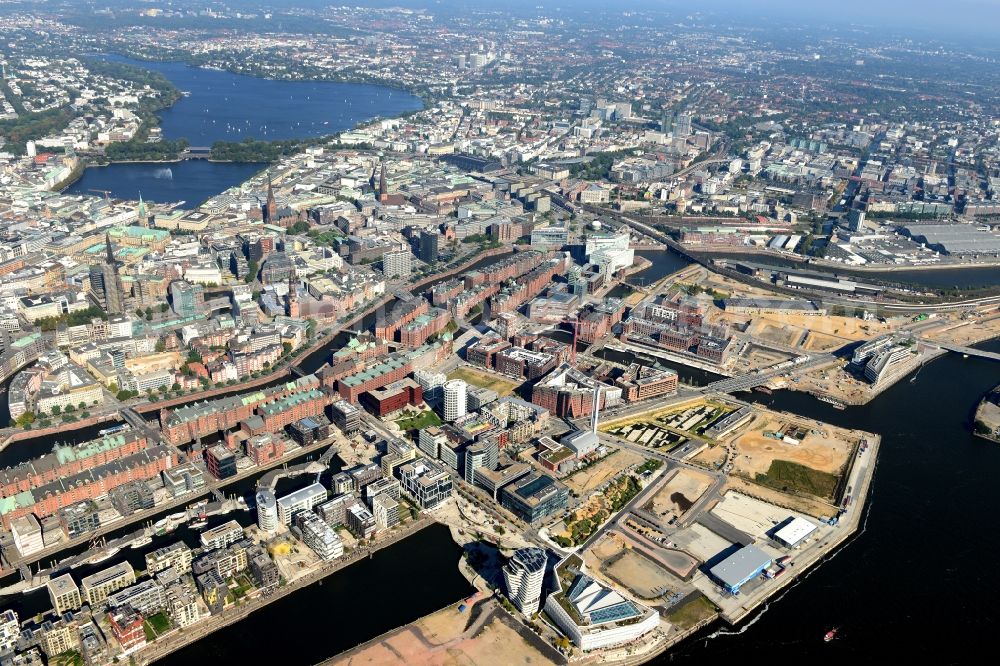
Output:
282,342,292,356
51,406,61,415
245,261,259,284
187,349,203,363
974,420,993,436
65,405,75,413
171,383,181,392
78,402,87,410
155,339,167,353
159,303,169,313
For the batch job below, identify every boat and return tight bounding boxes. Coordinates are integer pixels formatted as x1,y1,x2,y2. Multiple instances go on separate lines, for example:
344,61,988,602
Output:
754,386,773,395
129,535,152,549
84,546,121,566
824,628,838,642
189,519,209,530
816,395,846,410
99,424,128,436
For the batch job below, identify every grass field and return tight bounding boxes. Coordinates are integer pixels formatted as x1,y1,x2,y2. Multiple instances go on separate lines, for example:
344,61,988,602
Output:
665,593,718,630
395,410,442,431
447,366,520,396
754,459,839,499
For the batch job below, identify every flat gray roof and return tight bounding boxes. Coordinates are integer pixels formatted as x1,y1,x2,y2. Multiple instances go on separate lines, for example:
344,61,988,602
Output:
709,545,772,588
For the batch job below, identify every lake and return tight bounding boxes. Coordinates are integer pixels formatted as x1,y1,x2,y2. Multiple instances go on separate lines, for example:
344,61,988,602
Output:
65,160,265,209
66,55,423,206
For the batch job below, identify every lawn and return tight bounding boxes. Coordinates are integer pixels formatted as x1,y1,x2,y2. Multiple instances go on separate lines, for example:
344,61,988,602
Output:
447,366,520,396
754,459,840,499
665,593,718,630
143,611,172,641
395,409,442,431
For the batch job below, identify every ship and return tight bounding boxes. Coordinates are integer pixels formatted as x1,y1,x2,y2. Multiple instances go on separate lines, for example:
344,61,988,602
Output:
129,535,152,549
816,395,847,410
83,546,121,566
824,628,838,642
98,424,128,436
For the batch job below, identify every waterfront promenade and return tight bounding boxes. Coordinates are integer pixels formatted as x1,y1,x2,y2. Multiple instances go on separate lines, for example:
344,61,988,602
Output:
0,436,339,574
134,517,434,665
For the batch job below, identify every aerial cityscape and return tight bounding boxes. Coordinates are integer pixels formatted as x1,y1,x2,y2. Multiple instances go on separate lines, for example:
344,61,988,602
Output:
0,0,997,664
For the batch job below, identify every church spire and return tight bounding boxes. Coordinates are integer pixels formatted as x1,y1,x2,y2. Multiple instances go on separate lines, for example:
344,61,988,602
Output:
105,231,117,265
264,169,277,223
378,162,388,202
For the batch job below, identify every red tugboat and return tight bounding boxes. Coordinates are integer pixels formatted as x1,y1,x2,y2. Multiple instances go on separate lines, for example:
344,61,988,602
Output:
824,628,839,643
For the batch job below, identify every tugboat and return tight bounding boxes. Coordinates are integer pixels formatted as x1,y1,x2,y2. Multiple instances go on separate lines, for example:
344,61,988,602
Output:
824,628,838,643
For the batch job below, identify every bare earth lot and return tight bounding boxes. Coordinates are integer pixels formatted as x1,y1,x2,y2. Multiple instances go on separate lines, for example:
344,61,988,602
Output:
646,468,714,522
728,412,853,477
564,448,644,495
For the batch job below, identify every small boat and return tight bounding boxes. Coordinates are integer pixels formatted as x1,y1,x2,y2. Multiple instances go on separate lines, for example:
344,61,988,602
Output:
99,424,128,436
824,628,838,642
189,519,208,530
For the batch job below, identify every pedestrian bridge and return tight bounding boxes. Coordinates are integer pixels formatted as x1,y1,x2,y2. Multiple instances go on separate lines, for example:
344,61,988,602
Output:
925,341,1000,362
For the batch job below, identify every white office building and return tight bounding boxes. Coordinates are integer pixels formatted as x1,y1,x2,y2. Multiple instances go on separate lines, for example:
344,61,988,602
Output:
502,548,547,616
277,483,328,526
382,249,412,278
443,379,467,421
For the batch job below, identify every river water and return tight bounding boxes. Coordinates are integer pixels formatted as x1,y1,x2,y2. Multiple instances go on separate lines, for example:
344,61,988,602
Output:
662,340,1000,663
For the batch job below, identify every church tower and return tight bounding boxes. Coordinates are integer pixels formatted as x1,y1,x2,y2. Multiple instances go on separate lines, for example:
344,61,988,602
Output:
286,275,300,318
378,163,388,203
264,170,278,223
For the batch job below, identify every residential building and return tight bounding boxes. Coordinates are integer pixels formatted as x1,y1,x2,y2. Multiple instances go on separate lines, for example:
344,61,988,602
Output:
397,458,453,509
47,574,81,615
372,494,401,530
296,512,344,560
199,520,243,551
256,489,278,532
503,548,547,616
443,379,467,421
81,561,136,606
145,541,193,575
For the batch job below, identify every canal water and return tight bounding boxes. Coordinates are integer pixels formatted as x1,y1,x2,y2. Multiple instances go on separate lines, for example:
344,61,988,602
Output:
703,251,1000,291
0,446,341,617
5,250,1000,661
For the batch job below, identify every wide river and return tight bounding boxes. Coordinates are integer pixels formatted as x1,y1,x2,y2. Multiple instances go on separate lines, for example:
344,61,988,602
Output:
66,55,422,207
